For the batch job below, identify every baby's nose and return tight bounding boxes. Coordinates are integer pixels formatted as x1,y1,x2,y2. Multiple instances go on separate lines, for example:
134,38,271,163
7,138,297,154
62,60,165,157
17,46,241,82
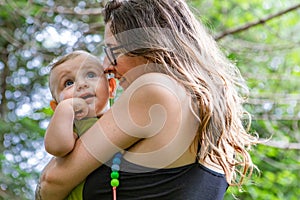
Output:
76,79,89,90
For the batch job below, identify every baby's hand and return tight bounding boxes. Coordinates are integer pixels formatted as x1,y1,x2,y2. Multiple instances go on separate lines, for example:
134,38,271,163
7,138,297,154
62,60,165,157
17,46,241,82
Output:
71,98,89,120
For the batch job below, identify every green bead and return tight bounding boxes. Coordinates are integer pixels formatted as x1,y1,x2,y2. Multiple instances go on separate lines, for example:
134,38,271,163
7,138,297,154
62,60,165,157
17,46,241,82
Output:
111,171,119,179
111,179,119,187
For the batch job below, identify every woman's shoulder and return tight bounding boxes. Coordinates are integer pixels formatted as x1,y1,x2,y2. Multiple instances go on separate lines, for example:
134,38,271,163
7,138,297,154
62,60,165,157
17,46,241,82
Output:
111,72,184,140
116,72,185,126
126,72,187,101
135,72,178,85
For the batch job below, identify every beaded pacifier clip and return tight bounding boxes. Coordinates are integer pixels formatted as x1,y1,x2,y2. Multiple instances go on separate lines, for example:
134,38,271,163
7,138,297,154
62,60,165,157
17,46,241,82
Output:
110,152,122,200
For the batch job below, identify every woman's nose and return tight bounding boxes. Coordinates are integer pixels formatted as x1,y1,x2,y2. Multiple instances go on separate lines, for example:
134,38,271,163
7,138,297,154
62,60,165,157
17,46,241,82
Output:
104,66,115,75
103,57,114,73
104,64,115,75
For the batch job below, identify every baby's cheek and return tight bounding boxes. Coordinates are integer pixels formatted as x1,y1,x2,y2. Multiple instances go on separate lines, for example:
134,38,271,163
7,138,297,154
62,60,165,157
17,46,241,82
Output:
59,93,65,101
84,104,94,118
61,88,75,101
95,98,109,116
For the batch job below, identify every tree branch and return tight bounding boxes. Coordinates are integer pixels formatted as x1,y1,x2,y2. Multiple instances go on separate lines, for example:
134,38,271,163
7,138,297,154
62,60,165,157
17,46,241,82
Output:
0,28,22,47
215,3,300,40
0,51,9,119
41,7,103,15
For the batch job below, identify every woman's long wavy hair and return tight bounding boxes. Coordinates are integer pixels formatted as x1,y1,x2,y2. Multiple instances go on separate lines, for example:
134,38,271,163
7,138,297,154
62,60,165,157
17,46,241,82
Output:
104,0,258,186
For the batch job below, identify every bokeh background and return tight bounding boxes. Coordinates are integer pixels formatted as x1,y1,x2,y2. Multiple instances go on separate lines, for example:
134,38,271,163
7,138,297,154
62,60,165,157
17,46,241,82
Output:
0,0,299,199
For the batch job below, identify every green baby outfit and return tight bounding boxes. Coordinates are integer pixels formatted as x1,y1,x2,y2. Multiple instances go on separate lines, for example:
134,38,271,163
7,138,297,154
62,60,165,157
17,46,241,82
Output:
65,117,98,200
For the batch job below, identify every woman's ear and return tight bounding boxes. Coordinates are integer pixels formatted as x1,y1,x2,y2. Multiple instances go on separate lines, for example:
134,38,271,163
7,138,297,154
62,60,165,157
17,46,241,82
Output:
108,78,117,98
50,100,58,111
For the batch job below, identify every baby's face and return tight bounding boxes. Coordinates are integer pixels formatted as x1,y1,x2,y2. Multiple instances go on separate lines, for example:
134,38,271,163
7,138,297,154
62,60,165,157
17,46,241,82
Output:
50,54,109,117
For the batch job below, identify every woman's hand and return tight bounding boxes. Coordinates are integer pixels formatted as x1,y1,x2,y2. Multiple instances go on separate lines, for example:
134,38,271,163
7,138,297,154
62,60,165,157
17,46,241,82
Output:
36,139,102,200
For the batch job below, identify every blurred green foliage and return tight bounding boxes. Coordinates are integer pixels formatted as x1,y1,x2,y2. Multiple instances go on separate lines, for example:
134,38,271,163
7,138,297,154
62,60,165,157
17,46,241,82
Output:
0,0,299,199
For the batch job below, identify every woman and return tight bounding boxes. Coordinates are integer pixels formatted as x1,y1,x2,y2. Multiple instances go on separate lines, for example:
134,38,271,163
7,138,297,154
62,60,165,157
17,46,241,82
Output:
36,0,258,199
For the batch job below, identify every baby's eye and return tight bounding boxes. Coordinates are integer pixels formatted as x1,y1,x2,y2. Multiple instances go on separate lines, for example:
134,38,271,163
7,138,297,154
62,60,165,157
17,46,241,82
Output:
87,72,96,78
64,80,74,87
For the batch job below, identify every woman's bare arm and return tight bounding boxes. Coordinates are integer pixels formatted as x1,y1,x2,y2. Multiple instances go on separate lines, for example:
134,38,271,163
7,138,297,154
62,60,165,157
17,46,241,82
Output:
36,73,189,199
36,139,101,200
37,108,140,199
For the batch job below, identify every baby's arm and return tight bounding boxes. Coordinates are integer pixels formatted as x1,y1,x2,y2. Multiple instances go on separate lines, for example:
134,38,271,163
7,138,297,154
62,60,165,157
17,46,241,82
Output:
44,98,89,157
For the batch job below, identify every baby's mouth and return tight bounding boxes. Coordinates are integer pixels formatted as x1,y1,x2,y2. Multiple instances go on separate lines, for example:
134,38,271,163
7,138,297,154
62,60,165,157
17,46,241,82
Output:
79,93,95,104
81,94,94,100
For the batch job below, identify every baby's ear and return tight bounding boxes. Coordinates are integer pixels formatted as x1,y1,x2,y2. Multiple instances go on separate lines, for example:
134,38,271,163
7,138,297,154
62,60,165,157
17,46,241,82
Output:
50,100,58,111
108,78,117,98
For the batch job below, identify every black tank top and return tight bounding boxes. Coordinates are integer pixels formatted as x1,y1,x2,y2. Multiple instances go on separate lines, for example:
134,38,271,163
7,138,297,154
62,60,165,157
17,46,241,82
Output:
83,157,228,200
